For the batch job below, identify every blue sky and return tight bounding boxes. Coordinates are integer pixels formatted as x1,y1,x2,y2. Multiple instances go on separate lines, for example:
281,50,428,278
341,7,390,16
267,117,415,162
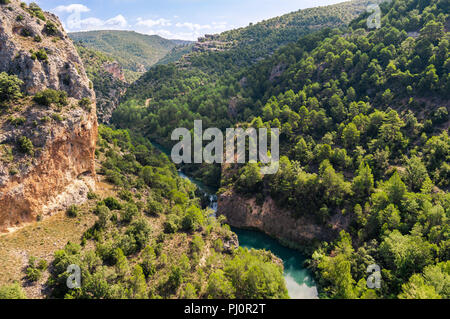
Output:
28,0,349,40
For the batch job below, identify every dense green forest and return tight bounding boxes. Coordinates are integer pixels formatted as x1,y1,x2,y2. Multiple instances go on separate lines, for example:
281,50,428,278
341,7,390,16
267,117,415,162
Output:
118,0,369,107
111,0,450,299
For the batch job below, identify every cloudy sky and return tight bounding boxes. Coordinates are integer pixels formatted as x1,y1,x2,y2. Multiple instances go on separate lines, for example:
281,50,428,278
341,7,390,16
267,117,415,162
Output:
27,0,349,40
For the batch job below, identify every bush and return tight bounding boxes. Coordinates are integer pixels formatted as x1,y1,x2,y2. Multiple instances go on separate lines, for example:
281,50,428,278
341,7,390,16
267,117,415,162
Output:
163,214,180,234
0,283,26,299
78,98,92,111
20,28,33,37
17,136,34,156
146,199,163,216
66,204,79,218
0,72,23,104
103,197,122,210
43,20,58,35
25,256,48,282
33,89,68,107
181,206,205,232
28,3,46,21
121,203,139,223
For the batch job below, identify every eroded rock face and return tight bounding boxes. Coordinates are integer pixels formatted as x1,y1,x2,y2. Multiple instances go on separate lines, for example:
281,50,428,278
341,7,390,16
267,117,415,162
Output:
217,190,350,246
0,1,93,99
103,61,125,82
0,1,97,231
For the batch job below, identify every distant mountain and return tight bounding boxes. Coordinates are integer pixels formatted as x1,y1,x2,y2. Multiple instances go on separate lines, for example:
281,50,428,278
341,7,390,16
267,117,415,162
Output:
193,0,371,62
120,0,370,109
69,30,192,81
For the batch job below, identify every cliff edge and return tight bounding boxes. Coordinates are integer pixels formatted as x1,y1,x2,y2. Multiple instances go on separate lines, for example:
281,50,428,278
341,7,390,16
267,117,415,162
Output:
0,1,97,232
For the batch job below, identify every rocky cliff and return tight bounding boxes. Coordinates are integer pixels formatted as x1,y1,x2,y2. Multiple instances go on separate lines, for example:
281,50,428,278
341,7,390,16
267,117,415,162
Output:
217,189,351,247
0,1,97,232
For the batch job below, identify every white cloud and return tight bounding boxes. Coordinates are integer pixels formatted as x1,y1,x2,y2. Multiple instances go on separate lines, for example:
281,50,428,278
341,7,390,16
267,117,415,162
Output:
53,4,90,14
105,15,128,28
136,17,172,28
67,14,128,31
175,22,212,31
52,4,228,40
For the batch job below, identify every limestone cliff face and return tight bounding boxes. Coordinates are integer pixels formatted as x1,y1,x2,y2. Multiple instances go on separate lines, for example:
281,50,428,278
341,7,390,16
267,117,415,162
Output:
0,1,97,231
0,1,93,99
103,62,125,82
217,189,350,246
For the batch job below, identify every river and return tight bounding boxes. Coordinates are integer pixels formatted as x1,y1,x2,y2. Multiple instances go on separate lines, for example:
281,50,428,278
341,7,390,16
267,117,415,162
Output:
152,141,318,299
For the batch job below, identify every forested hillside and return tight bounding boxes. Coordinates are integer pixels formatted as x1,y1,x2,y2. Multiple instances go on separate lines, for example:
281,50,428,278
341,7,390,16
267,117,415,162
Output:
112,0,371,185
111,0,449,299
70,30,189,81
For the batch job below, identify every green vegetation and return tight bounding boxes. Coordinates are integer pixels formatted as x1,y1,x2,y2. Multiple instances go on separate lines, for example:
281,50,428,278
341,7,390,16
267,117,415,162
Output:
33,89,68,107
70,31,189,81
0,72,23,106
111,0,450,299
0,283,26,299
43,20,58,36
42,125,288,299
26,2,46,21
25,256,48,282
17,136,34,156
66,205,79,218
30,48,48,62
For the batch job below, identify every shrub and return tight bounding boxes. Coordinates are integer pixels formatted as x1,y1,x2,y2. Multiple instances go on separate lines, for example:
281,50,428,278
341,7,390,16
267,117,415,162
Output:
43,20,58,35
0,72,23,104
66,204,79,218
121,203,139,223
28,3,46,21
17,136,34,156
0,283,26,299
25,257,47,282
33,89,67,107
146,199,163,216
20,28,33,37
163,214,179,234
181,206,205,232
87,191,98,200
30,49,48,62
103,197,122,210
8,116,26,127
78,97,92,111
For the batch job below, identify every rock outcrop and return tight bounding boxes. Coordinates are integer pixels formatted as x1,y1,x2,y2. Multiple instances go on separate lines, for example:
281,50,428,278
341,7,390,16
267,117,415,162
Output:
103,61,125,82
0,1,97,232
217,189,350,247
